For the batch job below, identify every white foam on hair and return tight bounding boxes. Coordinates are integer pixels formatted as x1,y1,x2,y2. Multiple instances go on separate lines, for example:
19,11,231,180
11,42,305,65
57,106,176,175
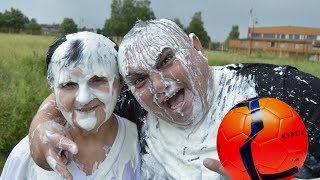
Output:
48,31,119,130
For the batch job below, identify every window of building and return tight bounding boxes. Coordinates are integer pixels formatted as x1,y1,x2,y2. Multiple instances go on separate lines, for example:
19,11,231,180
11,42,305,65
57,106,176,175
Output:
252,33,262,38
240,41,247,47
294,35,300,39
307,35,317,41
289,34,293,39
263,33,275,39
280,43,287,49
295,44,303,49
270,42,275,48
280,34,286,39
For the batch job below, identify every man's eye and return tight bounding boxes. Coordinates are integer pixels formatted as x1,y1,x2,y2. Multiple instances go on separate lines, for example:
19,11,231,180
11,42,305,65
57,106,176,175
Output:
133,77,146,87
160,55,174,67
61,82,78,89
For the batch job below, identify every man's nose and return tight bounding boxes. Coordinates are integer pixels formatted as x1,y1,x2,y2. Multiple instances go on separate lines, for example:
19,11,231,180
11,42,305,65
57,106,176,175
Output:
150,72,166,93
76,84,93,105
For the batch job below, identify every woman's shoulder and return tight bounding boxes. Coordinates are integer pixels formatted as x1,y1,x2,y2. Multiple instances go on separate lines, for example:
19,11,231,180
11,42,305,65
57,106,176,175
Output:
1,136,43,179
117,115,138,138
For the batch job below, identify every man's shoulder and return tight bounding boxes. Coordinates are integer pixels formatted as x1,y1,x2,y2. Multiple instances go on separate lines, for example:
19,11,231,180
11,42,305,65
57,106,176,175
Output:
210,63,297,73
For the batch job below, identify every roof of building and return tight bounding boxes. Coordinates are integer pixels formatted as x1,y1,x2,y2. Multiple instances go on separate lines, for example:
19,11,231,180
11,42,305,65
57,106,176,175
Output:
249,26,320,35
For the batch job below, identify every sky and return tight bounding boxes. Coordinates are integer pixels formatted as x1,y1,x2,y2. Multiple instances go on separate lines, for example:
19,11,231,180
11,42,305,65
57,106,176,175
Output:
1,0,319,42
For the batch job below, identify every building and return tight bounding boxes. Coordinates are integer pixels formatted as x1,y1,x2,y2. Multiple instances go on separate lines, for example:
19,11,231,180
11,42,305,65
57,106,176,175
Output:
228,26,320,60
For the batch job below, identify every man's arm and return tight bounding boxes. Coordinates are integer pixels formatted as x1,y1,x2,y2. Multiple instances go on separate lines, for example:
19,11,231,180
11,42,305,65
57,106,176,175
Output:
29,93,78,180
282,68,320,178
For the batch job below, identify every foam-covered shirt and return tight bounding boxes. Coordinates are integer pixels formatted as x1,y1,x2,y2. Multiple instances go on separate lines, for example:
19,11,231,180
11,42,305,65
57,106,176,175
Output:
0,115,140,180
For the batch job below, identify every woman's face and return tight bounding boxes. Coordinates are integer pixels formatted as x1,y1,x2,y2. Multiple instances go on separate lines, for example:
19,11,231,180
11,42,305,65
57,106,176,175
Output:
48,32,120,132
53,66,120,132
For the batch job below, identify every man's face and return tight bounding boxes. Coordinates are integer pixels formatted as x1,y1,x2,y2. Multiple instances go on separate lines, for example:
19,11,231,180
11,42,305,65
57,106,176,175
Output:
119,30,211,126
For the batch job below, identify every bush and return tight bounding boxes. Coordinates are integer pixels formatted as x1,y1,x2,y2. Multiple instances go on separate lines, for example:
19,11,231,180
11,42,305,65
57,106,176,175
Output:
0,54,50,155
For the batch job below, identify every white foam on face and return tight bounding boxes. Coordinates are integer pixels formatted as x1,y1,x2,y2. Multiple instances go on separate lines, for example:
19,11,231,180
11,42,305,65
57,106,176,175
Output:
48,31,119,131
118,19,212,126
140,65,258,179
75,111,97,131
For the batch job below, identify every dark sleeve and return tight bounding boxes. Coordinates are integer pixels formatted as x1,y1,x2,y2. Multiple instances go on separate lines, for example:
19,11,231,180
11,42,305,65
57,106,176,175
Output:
282,68,320,177
113,83,148,153
113,83,147,123
236,63,320,178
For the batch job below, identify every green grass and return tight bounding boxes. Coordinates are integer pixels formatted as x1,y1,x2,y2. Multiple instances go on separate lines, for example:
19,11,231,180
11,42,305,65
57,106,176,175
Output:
0,33,55,172
0,33,319,173
206,50,320,78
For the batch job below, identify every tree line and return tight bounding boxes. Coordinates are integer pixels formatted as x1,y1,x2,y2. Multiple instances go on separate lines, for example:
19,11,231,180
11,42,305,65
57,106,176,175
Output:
0,0,240,50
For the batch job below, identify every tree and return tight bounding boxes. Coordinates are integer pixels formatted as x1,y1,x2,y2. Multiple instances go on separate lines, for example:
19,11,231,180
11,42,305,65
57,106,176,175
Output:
210,41,221,51
135,0,155,21
0,12,4,30
25,18,42,35
1,8,29,33
103,0,155,37
172,18,184,30
185,12,211,48
227,25,240,40
60,18,78,35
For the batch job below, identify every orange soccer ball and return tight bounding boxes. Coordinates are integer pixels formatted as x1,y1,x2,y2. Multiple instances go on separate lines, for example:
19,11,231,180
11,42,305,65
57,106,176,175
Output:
217,97,308,180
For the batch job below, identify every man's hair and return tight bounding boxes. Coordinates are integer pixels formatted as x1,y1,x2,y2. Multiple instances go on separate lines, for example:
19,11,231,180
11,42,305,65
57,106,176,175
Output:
46,31,119,88
122,19,190,47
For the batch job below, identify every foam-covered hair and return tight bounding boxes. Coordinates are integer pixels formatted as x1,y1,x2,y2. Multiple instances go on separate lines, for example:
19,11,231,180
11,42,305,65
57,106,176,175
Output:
46,31,119,88
118,19,193,77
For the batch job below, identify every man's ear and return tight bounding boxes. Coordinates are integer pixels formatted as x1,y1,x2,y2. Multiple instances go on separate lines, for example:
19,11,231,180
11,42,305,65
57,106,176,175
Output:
189,33,204,55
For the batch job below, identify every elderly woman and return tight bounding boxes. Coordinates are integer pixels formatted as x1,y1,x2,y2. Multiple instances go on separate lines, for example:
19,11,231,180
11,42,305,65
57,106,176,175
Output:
1,32,140,180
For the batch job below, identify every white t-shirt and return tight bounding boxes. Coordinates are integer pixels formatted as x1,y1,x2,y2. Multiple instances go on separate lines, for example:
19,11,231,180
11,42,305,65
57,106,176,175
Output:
1,115,140,180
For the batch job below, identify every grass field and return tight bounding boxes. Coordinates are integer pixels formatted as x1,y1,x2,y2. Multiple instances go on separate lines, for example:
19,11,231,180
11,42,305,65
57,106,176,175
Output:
0,33,55,172
0,33,319,173
206,50,320,78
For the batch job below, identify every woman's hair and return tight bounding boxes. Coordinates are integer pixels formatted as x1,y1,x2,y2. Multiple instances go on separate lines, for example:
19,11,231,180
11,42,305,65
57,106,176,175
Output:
46,31,119,88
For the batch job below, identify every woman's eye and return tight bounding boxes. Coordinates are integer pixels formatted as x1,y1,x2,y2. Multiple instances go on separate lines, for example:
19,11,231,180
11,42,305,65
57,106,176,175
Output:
61,82,78,90
90,76,108,85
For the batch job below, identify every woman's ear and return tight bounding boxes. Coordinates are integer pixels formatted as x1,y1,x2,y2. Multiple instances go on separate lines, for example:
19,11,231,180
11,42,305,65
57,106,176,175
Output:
189,33,204,55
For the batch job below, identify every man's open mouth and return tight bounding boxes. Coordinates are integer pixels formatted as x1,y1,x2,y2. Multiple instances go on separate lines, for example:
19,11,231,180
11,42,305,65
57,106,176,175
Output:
163,89,185,110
